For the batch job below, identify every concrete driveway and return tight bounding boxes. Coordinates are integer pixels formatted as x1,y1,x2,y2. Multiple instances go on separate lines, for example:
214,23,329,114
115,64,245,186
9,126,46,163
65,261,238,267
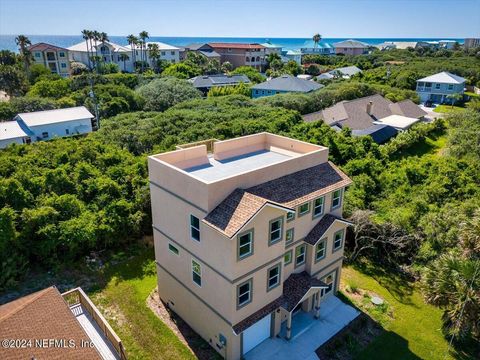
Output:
244,296,360,360
419,105,443,121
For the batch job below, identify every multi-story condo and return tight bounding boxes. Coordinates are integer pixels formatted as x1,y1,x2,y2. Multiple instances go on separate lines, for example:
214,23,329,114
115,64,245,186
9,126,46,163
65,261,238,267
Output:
416,71,466,104
148,133,352,359
28,42,71,77
126,41,181,66
207,43,267,70
464,38,480,49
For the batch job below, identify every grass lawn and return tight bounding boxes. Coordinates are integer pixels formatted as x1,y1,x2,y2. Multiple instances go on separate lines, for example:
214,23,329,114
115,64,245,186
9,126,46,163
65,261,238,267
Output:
433,104,466,113
90,248,197,360
341,263,460,360
390,126,447,160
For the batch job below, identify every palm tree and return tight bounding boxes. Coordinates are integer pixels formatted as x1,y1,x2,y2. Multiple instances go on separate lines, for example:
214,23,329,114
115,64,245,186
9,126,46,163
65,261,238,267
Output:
99,32,110,63
147,43,160,72
447,93,463,108
126,34,138,70
118,53,130,72
81,29,92,69
15,35,32,75
139,31,149,72
312,33,322,49
422,254,480,339
92,30,100,69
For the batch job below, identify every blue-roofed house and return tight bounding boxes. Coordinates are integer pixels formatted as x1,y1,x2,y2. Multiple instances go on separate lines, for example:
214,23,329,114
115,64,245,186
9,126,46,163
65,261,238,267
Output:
282,50,302,64
300,41,335,55
251,75,323,98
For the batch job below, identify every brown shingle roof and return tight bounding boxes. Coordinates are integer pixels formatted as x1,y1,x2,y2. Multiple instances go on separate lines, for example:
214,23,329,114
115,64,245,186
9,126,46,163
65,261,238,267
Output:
28,42,68,52
232,272,327,334
303,214,351,245
204,162,352,237
302,95,426,131
389,100,427,118
0,287,102,360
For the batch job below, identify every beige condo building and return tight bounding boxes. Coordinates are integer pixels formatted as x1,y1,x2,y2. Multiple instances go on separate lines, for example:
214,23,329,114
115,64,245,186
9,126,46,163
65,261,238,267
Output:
148,133,352,359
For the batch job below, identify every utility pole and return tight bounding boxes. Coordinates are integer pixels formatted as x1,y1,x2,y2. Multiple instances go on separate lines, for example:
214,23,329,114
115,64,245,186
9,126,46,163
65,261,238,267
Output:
89,75,100,130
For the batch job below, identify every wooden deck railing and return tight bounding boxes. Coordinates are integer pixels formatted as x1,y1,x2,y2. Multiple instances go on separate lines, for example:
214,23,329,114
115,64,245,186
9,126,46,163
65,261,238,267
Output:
176,138,218,153
62,287,127,360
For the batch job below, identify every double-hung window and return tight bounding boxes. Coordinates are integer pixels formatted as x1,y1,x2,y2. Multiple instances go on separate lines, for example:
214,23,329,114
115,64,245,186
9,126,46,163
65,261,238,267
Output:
333,230,344,251
192,260,201,286
267,264,281,291
190,215,200,241
237,279,252,308
331,189,342,209
298,202,310,216
448,84,454,90
295,244,306,267
313,196,325,218
269,217,283,245
322,271,335,295
286,211,295,222
284,250,293,265
315,239,326,261
285,228,294,245
238,230,253,259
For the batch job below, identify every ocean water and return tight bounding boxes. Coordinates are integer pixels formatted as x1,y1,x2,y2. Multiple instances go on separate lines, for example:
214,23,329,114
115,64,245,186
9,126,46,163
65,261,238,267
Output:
0,35,464,53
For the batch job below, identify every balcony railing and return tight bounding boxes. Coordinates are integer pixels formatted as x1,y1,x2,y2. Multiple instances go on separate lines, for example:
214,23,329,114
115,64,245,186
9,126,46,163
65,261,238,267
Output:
62,287,127,360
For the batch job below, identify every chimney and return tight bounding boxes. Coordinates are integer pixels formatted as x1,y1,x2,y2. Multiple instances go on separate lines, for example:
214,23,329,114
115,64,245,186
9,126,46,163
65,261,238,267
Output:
366,101,373,115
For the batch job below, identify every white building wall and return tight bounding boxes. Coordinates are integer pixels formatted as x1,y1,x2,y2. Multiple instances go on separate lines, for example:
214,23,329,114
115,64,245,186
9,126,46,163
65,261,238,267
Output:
0,137,25,149
26,118,93,141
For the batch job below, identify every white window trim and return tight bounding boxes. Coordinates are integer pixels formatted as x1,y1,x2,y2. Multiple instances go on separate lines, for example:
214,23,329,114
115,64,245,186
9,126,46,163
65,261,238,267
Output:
191,259,202,287
295,244,306,267
331,189,343,210
315,238,327,262
267,263,281,291
313,196,325,218
238,229,254,260
269,217,283,245
333,230,344,252
237,279,252,308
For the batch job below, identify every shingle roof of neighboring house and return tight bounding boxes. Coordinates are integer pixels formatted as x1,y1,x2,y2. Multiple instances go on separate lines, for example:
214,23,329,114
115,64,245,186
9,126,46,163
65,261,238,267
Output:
333,39,369,48
303,214,351,245
0,121,29,140
252,75,323,92
208,42,265,49
0,286,102,359
28,42,68,52
331,65,362,77
15,106,94,127
198,50,221,58
302,94,426,131
189,74,250,88
352,124,398,143
416,71,466,84
183,43,210,51
204,162,352,237
389,99,427,118
232,272,328,334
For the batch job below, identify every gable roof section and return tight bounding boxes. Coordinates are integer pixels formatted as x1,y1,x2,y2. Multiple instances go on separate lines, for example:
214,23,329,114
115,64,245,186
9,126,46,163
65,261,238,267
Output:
0,287,101,359
333,39,369,48
331,65,362,77
0,121,29,140
303,214,352,245
68,41,129,53
389,99,427,118
189,74,250,88
203,162,352,238
16,106,94,127
416,71,466,84
232,272,328,334
252,75,323,92
28,42,68,52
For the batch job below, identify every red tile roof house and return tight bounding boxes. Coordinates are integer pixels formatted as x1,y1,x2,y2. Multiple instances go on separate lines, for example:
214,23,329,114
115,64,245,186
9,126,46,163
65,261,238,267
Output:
207,43,267,70
0,286,126,360
28,42,71,77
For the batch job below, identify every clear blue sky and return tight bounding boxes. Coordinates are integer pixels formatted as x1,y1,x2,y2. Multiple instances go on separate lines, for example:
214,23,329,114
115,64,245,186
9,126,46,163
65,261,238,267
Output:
1,0,479,38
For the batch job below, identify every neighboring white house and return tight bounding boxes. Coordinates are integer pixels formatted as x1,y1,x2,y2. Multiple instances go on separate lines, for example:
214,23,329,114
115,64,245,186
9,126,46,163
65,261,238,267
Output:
282,50,302,64
125,41,181,67
68,40,132,71
12,106,95,143
0,121,30,149
416,71,466,104
317,65,362,80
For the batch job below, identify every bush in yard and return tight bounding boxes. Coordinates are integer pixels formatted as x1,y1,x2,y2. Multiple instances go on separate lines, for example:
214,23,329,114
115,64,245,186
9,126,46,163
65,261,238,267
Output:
136,77,202,112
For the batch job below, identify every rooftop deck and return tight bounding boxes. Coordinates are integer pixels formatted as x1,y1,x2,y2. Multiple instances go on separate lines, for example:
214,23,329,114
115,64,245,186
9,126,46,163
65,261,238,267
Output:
185,149,295,181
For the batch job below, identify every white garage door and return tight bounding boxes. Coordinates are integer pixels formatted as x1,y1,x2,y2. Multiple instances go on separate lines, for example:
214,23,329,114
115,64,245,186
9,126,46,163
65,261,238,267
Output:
243,314,271,355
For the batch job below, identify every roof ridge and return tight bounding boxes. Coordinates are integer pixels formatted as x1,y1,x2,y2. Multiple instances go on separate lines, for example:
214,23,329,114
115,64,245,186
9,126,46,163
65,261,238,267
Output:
0,286,57,323
17,106,87,117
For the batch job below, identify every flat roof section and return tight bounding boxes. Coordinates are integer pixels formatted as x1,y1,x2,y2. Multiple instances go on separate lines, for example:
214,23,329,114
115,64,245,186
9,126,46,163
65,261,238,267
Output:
185,149,294,182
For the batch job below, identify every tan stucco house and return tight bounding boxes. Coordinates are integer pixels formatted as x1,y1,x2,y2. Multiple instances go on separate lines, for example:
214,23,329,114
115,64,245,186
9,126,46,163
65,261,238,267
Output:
148,133,352,359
